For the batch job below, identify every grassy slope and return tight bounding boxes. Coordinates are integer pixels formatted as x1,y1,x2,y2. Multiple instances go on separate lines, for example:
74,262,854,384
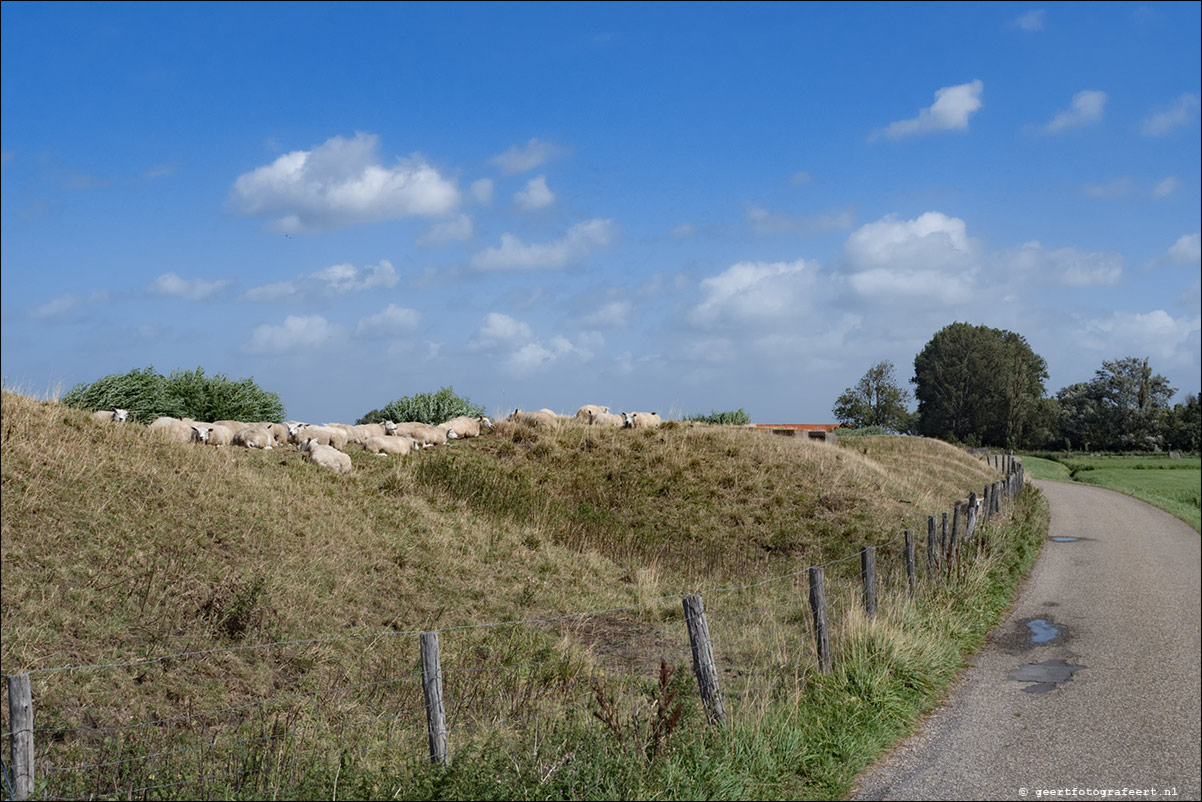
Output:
1,393,1037,799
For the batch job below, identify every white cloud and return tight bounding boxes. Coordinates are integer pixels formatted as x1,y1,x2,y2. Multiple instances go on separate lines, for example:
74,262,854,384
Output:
244,315,338,354
241,260,398,302
490,138,564,174
471,219,615,271
417,214,474,245
470,178,494,205
843,211,978,303
690,259,817,328
578,300,632,328
746,205,855,235
875,80,984,140
1153,177,1181,198
1041,90,1107,134
514,175,555,210
1015,9,1045,31
29,291,108,321
1141,93,1200,137
669,223,696,239
1167,233,1201,265
788,170,814,186
1005,241,1122,286
229,132,459,233
1074,310,1201,363
1082,177,1135,199
355,304,421,339
474,312,534,347
504,332,600,375
148,273,229,301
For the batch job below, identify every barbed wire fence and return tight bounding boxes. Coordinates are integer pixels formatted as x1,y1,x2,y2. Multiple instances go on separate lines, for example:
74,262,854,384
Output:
2,457,1025,801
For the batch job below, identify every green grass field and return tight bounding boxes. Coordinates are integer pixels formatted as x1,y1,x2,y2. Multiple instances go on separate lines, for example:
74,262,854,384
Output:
1,392,1047,800
1020,453,1201,533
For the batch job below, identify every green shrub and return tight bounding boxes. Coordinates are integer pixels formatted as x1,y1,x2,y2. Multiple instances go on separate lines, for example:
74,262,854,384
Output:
62,366,285,423
687,409,751,426
358,386,485,426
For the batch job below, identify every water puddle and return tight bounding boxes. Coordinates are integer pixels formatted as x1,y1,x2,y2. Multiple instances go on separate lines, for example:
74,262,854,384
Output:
1051,536,1079,542
1009,659,1085,693
1026,619,1059,643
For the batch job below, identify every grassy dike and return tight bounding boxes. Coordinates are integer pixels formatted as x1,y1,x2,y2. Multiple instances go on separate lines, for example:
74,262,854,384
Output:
0,391,1047,799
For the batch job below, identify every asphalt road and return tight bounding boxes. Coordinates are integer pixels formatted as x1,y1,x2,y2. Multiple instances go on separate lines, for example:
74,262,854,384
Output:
852,479,1201,801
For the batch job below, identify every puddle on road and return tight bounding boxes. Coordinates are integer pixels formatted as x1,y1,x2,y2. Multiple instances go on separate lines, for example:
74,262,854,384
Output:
1026,619,1059,643
1050,536,1079,542
1009,659,1085,694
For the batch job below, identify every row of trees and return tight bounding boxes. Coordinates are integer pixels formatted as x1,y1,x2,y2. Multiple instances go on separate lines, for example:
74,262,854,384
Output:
833,323,1200,452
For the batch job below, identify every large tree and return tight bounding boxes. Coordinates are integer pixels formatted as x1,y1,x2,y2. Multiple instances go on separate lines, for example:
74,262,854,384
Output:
911,322,1048,448
1058,357,1177,451
832,360,913,431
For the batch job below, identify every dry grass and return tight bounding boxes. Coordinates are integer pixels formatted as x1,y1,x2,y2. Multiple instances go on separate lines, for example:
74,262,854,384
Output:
0,391,1008,798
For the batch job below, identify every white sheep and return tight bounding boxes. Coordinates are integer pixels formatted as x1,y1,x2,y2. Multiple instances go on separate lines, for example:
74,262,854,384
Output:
287,423,349,450
508,409,558,430
574,405,609,422
588,410,624,427
149,416,196,443
190,423,234,447
389,421,451,447
91,408,130,423
623,411,663,428
232,426,275,449
301,437,352,474
214,420,250,435
363,435,419,456
439,415,493,439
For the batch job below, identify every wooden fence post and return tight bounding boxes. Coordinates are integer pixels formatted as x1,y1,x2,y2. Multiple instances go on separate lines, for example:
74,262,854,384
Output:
420,632,448,766
904,531,916,597
940,512,948,563
683,595,727,725
926,516,939,574
947,505,960,566
808,567,832,674
7,672,33,801
861,547,877,618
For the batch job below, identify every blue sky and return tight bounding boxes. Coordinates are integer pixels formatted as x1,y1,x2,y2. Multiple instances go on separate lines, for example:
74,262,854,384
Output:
2,2,1199,424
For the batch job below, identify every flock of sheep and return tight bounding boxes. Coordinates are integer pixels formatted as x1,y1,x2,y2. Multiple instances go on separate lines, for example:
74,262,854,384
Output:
89,404,665,475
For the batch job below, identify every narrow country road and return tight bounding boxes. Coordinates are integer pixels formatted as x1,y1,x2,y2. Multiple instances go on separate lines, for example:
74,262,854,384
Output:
851,480,1201,801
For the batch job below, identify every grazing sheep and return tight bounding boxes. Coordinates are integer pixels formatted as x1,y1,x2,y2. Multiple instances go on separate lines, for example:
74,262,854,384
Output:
149,416,196,443
574,405,609,422
623,411,663,429
389,421,450,447
439,415,493,439
301,438,352,474
363,435,418,456
232,426,275,449
92,408,130,423
508,409,558,430
588,410,625,427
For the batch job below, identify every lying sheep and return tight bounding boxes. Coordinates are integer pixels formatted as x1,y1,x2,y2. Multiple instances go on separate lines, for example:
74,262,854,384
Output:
214,420,249,435
332,421,396,446
190,423,234,446
439,415,493,439
389,421,450,447
257,422,288,446
149,416,196,443
363,435,418,456
575,405,609,422
287,423,349,450
301,437,352,474
509,409,558,430
92,408,130,423
623,411,663,428
232,426,274,449
588,410,624,427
